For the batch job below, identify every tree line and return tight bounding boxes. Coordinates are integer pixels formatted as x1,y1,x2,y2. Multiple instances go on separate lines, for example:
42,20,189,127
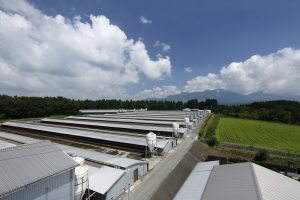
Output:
217,100,300,125
1,95,299,125
0,95,216,119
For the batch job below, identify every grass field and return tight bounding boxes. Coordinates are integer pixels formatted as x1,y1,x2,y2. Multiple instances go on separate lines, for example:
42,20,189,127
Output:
215,117,300,153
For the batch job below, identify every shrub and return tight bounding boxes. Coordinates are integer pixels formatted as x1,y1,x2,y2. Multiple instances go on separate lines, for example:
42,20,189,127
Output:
204,115,220,146
207,136,219,147
254,150,268,161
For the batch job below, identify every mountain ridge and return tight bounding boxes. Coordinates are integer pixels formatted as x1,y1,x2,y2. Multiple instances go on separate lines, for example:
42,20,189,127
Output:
164,89,300,104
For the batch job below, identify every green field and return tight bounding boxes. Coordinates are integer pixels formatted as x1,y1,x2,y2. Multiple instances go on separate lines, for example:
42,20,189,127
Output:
215,117,300,152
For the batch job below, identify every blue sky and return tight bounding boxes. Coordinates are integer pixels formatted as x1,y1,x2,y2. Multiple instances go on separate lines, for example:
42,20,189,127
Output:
1,0,300,99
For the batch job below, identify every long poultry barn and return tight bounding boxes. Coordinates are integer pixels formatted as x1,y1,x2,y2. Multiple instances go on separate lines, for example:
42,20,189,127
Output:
111,111,198,117
1,121,176,155
0,131,149,200
40,118,187,137
66,116,187,127
0,131,148,172
88,114,195,123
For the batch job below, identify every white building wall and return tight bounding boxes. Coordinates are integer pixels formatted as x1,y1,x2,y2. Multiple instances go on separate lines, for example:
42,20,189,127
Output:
2,169,75,200
105,163,148,200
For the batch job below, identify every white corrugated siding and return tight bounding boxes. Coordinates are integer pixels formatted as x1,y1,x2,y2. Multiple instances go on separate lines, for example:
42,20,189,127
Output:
2,169,75,200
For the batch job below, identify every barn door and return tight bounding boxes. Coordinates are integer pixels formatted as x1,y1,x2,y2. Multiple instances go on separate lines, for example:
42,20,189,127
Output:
134,169,138,182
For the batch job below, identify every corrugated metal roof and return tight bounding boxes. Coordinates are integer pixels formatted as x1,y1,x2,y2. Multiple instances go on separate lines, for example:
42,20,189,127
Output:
0,141,78,197
252,163,300,200
201,162,260,200
58,144,147,169
66,116,185,126
0,131,147,170
79,109,120,114
174,161,219,200
2,121,172,149
0,139,17,149
0,131,40,144
87,165,125,194
201,162,300,200
41,118,186,134
88,114,189,122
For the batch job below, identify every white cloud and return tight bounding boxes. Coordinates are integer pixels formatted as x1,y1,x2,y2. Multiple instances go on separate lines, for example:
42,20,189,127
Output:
0,0,171,99
185,48,300,96
185,73,223,92
134,85,180,100
139,16,152,24
154,40,171,52
184,67,192,73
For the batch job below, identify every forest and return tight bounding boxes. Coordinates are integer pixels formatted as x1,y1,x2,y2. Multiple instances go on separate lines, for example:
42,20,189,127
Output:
0,95,299,125
217,100,300,125
0,95,216,119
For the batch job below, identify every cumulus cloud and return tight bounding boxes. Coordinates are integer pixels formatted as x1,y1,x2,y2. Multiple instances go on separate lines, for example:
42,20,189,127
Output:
185,73,223,92
139,16,152,24
134,85,180,100
154,41,171,52
0,0,171,99
184,67,192,73
185,48,300,96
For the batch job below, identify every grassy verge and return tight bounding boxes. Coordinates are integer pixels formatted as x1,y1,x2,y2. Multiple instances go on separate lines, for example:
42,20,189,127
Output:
199,113,213,137
200,114,220,146
216,146,300,170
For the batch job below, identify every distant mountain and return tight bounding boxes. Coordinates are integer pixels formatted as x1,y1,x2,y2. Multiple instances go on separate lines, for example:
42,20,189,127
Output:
164,89,300,104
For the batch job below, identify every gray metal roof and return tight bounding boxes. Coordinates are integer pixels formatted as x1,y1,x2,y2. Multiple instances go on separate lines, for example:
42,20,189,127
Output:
0,141,78,197
87,165,125,194
252,163,300,200
201,162,260,200
58,144,147,169
2,122,173,149
201,162,300,200
41,118,186,135
0,139,17,149
0,131,147,170
0,131,40,144
174,161,219,200
88,114,190,122
66,116,185,126
79,109,121,114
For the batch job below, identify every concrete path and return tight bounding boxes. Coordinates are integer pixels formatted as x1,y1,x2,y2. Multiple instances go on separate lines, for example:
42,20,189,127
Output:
124,118,205,200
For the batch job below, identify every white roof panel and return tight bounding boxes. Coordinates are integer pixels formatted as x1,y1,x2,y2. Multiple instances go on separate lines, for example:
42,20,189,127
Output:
174,161,219,200
253,163,300,200
201,162,260,200
0,131,40,144
2,121,172,149
67,116,185,126
59,144,147,169
201,162,300,200
87,165,125,194
80,110,120,114
174,171,211,200
88,114,188,122
41,118,185,135
0,140,17,149
0,131,147,170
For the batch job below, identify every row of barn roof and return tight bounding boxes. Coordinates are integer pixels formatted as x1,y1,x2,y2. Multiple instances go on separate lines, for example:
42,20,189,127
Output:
174,161,300,200
0,109,208,200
